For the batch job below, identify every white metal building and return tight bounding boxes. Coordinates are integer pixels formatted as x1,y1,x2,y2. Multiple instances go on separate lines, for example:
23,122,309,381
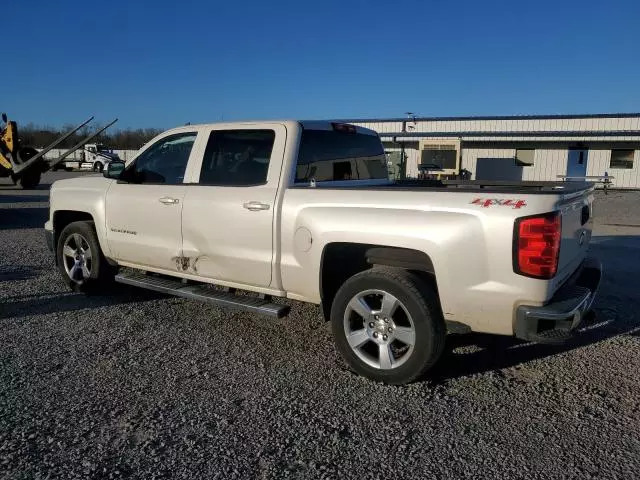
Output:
341,113,640,189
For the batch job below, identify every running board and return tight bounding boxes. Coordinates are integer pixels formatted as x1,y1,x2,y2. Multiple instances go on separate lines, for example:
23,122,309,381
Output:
115,271,290,318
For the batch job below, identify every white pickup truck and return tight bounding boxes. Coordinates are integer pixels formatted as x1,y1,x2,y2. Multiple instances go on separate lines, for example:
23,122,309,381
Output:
44,120,602,384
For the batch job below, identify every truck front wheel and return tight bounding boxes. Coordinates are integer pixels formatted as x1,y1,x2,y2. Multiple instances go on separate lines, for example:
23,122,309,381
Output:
330,267,445,385
56,221,116,292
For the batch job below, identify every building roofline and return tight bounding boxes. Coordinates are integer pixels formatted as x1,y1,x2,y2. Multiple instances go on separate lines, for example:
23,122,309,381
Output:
335,112,640,123
376,130,640,139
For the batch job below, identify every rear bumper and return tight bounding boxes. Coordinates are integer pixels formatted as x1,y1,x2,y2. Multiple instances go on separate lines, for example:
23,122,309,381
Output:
514,257,602,344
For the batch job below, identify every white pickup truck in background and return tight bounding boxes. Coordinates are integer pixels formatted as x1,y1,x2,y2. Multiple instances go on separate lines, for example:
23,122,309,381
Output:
44,120,602,384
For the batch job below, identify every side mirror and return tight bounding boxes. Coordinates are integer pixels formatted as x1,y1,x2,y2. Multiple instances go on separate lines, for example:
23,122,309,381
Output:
103,160,125,179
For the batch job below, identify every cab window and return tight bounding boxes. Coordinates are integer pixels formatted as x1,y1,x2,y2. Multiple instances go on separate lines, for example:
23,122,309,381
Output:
121,132,197,184
198,130,275,186
295,129,387,183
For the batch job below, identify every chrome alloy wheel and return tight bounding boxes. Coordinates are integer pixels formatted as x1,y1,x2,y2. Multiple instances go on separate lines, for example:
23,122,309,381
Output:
343,289,416,370
62,233,93,284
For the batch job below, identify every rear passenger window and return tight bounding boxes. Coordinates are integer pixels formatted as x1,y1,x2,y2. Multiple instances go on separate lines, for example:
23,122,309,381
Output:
198,130,275,186
296,129,387,183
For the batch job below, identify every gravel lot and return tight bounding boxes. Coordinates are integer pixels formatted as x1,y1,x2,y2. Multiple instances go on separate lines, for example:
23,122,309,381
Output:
1,173,639,479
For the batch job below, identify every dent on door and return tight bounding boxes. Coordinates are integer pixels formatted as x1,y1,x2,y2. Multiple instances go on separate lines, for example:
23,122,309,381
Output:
168,254,214,274
176,226,214,275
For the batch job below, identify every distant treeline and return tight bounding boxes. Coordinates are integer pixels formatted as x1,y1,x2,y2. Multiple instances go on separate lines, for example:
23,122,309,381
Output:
17,123,163,150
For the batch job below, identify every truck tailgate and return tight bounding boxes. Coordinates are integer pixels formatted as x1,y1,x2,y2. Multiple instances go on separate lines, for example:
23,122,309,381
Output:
555,191,594,288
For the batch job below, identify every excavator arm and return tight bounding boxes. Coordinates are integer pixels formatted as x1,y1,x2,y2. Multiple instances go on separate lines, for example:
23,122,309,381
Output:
0,113,118,188
0,118,17,170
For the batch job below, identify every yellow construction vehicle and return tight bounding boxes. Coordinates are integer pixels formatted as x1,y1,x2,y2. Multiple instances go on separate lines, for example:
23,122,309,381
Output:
0,112,117,189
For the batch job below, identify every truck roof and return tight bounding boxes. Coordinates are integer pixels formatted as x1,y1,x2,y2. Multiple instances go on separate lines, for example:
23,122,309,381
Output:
163,120,379,136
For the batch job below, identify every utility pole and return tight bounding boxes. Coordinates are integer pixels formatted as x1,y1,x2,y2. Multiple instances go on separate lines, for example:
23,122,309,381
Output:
400,121,406,180
399,112,415,180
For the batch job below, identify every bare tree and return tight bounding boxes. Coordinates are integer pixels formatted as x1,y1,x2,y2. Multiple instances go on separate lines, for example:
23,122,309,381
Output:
16,123,163,150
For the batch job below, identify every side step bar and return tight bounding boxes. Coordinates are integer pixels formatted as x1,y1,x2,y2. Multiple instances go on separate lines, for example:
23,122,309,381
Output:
115,271,290,318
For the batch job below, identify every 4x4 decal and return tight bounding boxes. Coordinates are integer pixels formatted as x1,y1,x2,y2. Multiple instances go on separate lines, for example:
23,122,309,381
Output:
471,198,527,209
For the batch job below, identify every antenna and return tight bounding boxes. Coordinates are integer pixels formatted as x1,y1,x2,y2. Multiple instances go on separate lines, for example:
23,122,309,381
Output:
404,111,417,122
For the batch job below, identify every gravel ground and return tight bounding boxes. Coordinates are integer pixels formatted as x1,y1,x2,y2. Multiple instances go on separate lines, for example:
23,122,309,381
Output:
1,173,639,479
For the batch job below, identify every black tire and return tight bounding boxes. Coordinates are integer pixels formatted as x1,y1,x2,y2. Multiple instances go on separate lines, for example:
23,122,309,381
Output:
56,221,116,293
93,162,103,172
17,170,41,189
13,146,37,165
15,147,43,189
330,267,446,385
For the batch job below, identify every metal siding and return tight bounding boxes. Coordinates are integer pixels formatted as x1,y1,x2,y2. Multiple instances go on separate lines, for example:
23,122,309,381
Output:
585,149,609,177
521,149,568,181
620,151,638,188
461,148,478,177
406,148,420,178
585,149,640,188
341,117,640,188
336,113,640,124
461,148,515,179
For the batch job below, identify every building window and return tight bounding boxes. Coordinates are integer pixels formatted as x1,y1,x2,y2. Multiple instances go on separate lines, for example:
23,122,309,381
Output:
515,149,535,166
418,139,460,173
610,149,635,169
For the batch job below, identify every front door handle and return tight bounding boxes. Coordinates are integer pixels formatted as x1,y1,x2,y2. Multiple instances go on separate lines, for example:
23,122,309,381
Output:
159,196,180,205
243,201,270,211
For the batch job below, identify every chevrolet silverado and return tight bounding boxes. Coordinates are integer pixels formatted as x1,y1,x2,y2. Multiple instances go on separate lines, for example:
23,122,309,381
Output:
44,120,602,384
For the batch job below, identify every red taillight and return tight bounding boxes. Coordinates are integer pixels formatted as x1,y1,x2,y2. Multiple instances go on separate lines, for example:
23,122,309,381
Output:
514,212,562,279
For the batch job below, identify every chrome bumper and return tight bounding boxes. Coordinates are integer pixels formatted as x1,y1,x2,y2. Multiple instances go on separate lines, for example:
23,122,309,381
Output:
514,257,602,344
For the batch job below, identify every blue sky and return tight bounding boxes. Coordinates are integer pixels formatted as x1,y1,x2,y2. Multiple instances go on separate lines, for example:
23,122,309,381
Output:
3,0,640,129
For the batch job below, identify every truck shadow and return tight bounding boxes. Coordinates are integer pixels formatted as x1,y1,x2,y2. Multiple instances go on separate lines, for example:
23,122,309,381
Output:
0,207,49,230
430,309,624,384
0,194,48,202
0,266,41,281
0,284,166,320
0,193,50,230
428,234,640,384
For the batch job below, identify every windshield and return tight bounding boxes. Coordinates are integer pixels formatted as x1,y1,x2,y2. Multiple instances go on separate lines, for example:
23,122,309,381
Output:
296,129,387,182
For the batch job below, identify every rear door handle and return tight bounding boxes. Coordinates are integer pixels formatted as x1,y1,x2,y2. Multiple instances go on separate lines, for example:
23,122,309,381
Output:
159,196,180,205
243,201,270,211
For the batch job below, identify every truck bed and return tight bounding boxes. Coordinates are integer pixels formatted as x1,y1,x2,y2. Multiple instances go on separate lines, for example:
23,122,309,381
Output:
293,178,594,195
398,179,594,194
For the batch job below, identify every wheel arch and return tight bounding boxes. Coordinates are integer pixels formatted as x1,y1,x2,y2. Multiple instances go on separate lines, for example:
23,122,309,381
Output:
52,210,95,264
319,242,439,322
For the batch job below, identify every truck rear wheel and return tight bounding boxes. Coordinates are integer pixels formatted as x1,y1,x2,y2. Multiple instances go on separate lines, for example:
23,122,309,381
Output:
56,221,116,292
330,267,445,385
